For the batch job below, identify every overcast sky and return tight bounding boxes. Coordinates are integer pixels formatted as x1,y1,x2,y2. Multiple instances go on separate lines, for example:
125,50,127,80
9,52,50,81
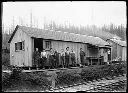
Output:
2,1,126,32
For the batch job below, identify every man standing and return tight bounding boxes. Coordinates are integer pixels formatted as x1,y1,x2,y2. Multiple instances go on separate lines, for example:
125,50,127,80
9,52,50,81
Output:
103,49,108,65
54,50,59,68
70,49,76,67
80,48,85,66
49,48,55,69
41,49,47,69
65,47,70,68
98,48,104,65
60,49,65,68
107,49,111,62
33,48,40,69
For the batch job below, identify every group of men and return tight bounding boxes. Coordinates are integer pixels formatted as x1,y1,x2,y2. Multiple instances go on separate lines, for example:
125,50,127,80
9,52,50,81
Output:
33,47,86,69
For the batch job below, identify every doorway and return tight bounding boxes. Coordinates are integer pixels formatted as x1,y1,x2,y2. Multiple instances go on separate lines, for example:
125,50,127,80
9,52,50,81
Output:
34,38,43,52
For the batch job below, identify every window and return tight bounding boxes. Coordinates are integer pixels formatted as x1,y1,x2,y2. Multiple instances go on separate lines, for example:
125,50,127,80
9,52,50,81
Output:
15,41,25,51
45,41,51,50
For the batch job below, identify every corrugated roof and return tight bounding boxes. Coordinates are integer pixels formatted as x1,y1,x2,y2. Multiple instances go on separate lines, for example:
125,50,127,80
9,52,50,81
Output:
110,38,126,47
8,25,110,47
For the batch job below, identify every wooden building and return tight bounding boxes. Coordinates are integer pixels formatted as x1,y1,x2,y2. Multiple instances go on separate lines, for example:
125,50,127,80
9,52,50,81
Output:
106,38,126,61
8,25,111,67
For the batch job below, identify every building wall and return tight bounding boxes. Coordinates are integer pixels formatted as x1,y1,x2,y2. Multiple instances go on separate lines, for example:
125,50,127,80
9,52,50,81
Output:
107,40,117,60
122,47,126,61
10,29,32,67
98,48,108,62
117,44,122,59
88,47,99,57
106,39,126,61
43,40,94,63
52,40,87,64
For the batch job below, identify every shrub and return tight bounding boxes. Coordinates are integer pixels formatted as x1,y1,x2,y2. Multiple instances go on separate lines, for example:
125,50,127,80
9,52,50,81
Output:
2,53,10,66
18,71,51,89
30,73,51,87
114,64,125,75
3,70,52,91
2,72,11,84
80,64,126,81
9,67,22,81
56,71,82,86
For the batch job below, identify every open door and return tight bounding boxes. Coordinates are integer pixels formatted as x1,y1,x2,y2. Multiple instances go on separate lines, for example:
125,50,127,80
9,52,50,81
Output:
34,38,43,52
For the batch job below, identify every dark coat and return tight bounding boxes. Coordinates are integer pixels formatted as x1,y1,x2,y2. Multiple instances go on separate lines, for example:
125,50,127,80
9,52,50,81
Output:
33,51,40,66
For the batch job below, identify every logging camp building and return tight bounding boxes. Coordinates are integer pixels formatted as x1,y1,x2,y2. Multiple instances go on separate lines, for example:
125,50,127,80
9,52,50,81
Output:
8,25,111,68
106,38,126,62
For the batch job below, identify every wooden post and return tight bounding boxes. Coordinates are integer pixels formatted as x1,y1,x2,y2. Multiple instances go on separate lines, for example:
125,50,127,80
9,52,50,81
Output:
110,47,112,62
89,58,90,65
98,47,100,65
32,38,34,67
91,58,92,65
29,67,31,70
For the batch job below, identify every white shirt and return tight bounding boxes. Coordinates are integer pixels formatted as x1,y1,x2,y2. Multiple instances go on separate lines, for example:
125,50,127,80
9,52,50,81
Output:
41,51,47,58
108,50,110,54
61,51,65,56
66,51,70,55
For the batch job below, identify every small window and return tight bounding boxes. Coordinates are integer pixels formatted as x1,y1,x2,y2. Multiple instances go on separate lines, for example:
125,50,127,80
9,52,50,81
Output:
15,41,25,51
45,41,51,50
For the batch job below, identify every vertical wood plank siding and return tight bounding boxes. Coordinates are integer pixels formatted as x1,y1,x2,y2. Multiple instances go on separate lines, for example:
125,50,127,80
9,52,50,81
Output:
50,40,87,64
10,28,32,67
10,29,25,66
122,47,126,61
117,45,122,59
107,39,126,61
31,38,34,66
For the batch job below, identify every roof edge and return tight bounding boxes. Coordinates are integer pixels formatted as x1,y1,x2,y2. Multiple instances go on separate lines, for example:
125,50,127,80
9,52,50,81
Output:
8,25,19,43
8,25,110,47
107,39,126,47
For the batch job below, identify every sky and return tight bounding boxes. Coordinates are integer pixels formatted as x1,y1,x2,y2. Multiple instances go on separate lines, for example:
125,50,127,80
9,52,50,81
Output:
2,1,126,33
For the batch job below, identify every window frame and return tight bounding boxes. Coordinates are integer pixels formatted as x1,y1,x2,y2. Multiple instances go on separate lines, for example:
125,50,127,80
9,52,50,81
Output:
15,41,25,52
22,41,25,51
45,40,51,50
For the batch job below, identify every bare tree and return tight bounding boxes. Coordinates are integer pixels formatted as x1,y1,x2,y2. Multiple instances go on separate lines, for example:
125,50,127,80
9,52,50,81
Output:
30,9,33,27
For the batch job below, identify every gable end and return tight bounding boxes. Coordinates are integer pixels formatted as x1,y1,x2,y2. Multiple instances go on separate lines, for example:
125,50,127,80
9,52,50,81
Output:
8,25,19,43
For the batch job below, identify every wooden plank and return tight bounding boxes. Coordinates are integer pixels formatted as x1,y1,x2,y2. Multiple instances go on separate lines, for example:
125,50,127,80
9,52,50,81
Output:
10,29,26,67
24,32,29,66
31,38,34,67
